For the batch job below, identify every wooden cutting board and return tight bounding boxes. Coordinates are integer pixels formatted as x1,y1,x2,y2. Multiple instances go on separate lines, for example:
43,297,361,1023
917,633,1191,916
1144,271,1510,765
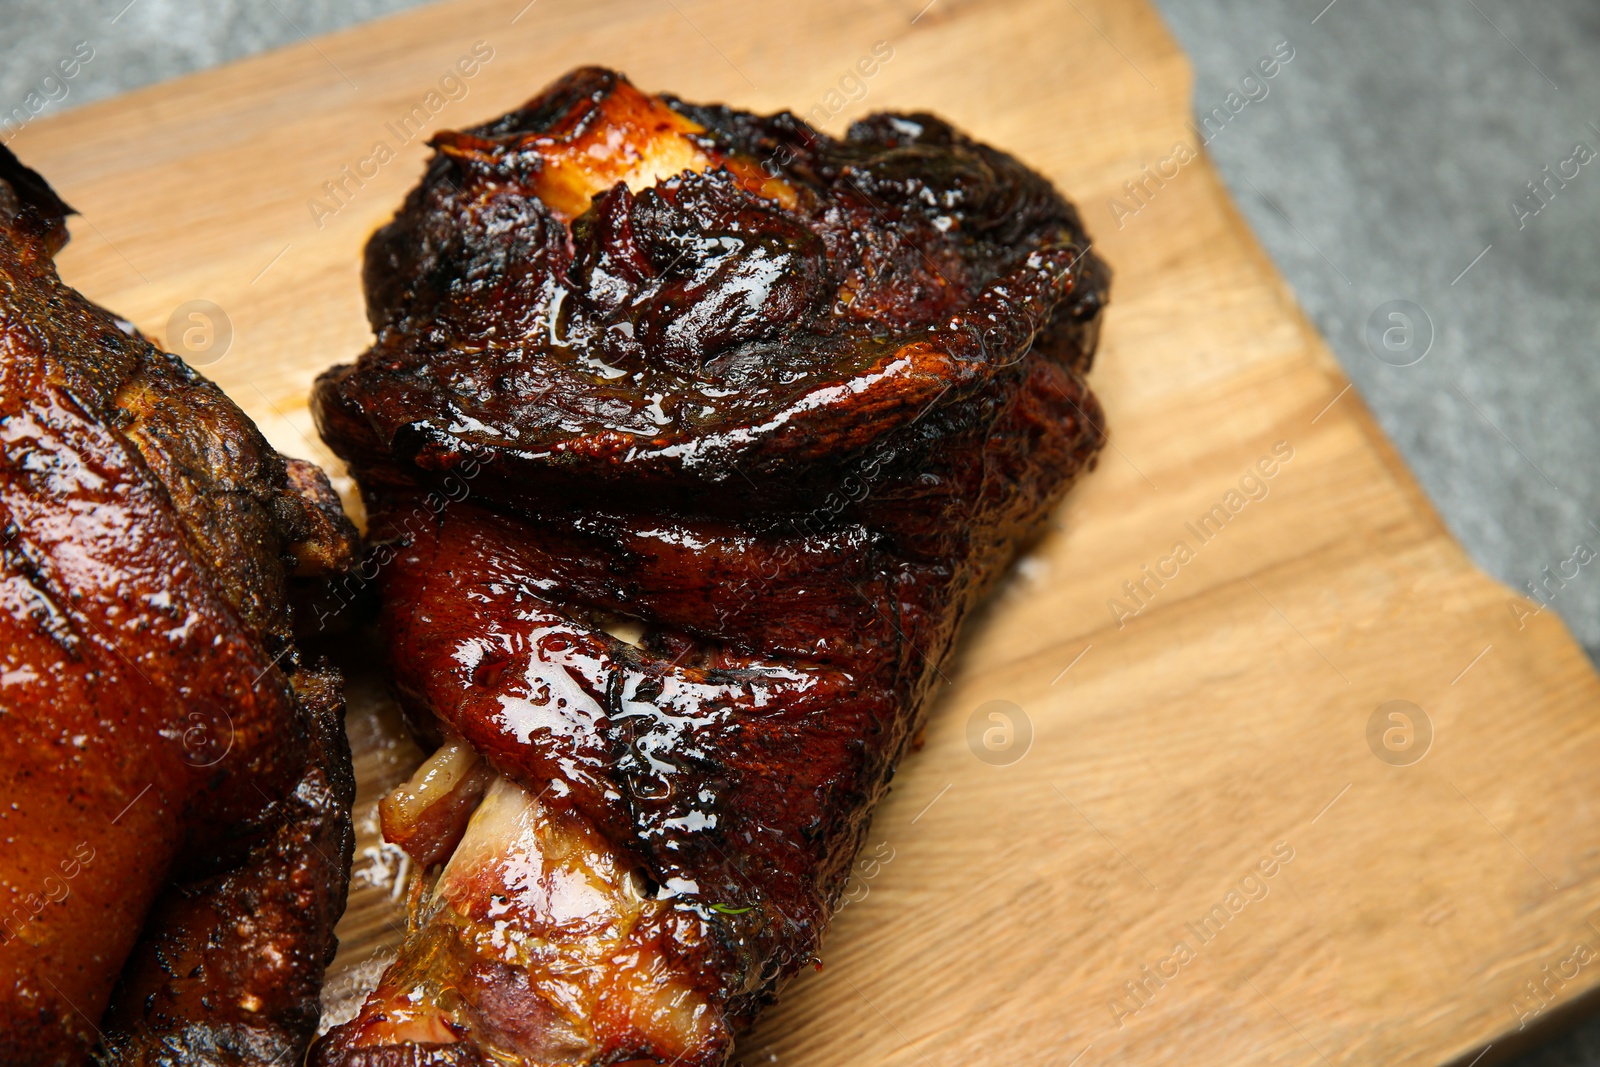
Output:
14,0,1600,1063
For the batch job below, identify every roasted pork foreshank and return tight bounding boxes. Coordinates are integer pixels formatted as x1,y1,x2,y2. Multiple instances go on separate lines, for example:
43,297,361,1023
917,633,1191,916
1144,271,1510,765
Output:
312,67,1108,1066
0,146,358,1067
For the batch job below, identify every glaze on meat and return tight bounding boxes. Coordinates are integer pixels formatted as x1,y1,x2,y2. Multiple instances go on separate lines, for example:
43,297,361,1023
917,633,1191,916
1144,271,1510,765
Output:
0,145,359,1067
311,67,1107,1066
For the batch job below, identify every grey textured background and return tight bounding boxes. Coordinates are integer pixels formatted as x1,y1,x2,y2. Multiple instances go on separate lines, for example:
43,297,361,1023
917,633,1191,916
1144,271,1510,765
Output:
1,0,1596,1062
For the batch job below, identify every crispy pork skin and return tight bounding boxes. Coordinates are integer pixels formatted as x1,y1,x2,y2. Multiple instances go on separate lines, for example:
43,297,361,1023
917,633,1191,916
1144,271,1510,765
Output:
312,67,1107,1066
0,145,358,1067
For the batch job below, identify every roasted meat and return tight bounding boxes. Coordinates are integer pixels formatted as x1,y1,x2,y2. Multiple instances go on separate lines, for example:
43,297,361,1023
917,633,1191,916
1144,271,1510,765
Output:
0,145,359,1066
311,67,1108,1066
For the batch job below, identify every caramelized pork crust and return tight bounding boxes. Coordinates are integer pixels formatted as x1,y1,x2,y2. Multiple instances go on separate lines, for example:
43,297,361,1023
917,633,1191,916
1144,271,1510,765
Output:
314,66,1106,506
312,67,1107,1066
0,145,358,1066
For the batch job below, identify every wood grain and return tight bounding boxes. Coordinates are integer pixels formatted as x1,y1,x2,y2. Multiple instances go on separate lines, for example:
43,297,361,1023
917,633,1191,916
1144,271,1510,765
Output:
13,0,1600,1063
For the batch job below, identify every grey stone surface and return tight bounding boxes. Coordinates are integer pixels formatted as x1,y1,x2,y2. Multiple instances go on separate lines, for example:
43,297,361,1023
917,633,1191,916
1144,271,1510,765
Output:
1,0,1597,1061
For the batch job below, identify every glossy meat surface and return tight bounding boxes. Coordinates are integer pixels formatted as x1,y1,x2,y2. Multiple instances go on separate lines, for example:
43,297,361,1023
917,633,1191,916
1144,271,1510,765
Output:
312,67,1107,1066
0,145,358,1066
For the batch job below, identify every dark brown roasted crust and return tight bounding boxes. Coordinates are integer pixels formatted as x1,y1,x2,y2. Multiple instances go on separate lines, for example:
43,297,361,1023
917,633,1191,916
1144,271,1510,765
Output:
313,67,1106,511
0,144,359,1067
312,67,1107,1066
93,666,357,1067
